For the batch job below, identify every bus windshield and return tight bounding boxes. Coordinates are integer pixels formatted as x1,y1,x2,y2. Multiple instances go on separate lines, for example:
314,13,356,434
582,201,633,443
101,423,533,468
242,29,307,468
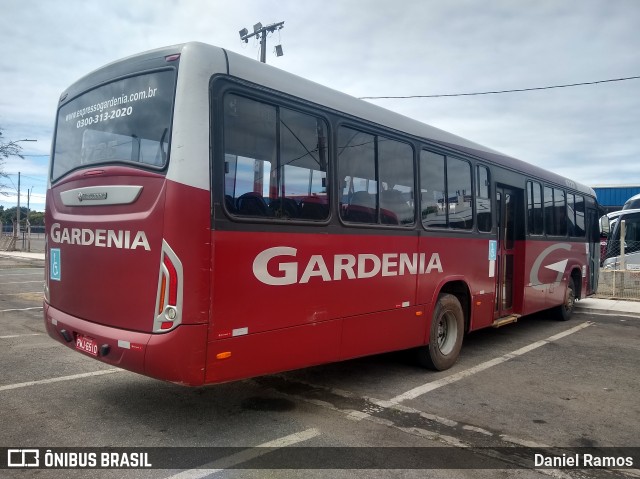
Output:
52,69,176,181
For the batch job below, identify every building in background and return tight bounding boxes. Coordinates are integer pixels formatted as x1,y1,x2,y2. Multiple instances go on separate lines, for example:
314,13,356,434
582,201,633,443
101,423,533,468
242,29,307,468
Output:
592,185,640,214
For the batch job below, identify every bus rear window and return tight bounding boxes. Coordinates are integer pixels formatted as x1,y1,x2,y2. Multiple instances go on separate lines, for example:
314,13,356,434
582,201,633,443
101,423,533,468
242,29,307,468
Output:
52,69,176,181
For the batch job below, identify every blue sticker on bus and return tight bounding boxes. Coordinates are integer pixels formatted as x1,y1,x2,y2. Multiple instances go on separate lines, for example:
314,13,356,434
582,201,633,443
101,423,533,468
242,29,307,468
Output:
50,248,61,281
488,240,497,261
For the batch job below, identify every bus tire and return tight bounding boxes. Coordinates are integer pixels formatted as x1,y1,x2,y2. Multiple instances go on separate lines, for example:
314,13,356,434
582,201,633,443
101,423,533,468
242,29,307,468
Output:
416,293,464,371
555,277,576,321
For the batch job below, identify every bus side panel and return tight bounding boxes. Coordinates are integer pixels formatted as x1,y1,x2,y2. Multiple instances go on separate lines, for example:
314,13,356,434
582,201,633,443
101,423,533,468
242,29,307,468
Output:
205,230,424,383
512,241,527,313
340,307,426,360
204,320,341,384
145,324,208,386
520,240,588,315
417,236,495,331
160,180,211,326
208,231,420,336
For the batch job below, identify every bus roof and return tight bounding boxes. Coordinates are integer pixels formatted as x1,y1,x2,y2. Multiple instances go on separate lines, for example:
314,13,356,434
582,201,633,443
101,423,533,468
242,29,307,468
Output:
218,44,594,198
58,41,596,198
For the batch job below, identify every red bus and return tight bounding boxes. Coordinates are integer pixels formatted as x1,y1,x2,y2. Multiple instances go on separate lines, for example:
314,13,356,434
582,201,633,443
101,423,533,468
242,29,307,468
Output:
44,42,600,386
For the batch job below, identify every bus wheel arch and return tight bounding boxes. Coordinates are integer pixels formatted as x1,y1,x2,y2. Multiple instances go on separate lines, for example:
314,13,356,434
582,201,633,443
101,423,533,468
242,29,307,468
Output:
437,280,471,333
416,280,470,371
570,267,582,300
555,272,579,321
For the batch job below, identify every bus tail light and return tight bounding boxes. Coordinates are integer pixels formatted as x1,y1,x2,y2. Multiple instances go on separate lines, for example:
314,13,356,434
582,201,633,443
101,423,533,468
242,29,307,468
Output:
153,240,184,333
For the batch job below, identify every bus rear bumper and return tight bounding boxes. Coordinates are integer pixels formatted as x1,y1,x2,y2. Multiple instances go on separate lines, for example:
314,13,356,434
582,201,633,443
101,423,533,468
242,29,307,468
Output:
43,302,207,386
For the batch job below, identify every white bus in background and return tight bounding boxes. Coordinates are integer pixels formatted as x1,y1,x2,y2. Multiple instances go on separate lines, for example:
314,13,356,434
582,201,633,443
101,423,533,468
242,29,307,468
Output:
622,193,640,210
601,208,640,270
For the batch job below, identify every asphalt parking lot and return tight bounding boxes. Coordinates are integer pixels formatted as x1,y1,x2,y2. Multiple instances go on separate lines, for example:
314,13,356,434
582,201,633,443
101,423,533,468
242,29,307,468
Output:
1,255,639,478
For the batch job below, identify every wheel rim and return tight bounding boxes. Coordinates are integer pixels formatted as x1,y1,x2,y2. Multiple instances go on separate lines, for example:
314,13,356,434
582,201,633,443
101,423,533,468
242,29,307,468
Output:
437,310,458,355
564,284,575,314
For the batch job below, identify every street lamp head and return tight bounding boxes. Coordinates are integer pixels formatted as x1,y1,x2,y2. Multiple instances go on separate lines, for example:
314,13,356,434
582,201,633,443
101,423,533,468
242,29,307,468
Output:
253,22,262,33
239,28,248,40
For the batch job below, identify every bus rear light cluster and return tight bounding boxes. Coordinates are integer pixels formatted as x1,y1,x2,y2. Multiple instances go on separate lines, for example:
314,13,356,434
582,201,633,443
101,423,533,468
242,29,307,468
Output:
153,241,184,333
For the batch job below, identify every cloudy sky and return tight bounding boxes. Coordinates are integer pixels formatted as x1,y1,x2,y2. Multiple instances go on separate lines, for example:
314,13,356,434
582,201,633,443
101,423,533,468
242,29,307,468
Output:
1,0,639,212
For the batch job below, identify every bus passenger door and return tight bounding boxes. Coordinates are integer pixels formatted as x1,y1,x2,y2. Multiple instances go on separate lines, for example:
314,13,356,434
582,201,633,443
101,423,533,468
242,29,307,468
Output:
586,205,600,295
495,186,518,318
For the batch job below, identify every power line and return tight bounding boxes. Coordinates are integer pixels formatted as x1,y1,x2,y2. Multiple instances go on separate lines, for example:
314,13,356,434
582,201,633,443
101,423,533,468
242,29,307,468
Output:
358,75,640,100
19,174,47,183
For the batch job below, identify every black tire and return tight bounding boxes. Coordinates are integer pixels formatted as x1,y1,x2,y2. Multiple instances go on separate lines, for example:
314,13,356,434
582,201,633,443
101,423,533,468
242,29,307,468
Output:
416,293,464,371
555,277,576,321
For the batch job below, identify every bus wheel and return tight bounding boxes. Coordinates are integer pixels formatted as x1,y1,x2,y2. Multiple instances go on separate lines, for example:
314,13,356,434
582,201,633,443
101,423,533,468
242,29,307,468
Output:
555,277,576,321
416,293,464,371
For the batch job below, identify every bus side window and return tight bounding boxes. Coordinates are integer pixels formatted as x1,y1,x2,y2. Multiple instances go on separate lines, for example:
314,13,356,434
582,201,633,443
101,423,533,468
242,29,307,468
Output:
223,94,329,220
223,95,276,217
527,181,543,235
378,139,414,226
279,108,329,219
574,195,585,237
554,188,567,236
447,158,472,230
476,165,492,232
338,128,377,224
420,150,446,228
544,186,554,235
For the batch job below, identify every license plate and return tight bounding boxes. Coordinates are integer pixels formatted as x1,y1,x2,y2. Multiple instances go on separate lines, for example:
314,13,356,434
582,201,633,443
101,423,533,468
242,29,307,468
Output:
75,334,98,357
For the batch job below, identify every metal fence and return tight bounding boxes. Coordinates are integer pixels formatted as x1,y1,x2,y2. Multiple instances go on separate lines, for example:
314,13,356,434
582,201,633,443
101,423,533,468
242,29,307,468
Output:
598,238,640,300
0,231,46,253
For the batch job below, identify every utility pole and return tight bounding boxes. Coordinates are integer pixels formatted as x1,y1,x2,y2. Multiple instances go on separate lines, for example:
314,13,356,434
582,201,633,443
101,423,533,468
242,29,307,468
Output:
27,186,32,252
15,172,20,243
239,21,285,63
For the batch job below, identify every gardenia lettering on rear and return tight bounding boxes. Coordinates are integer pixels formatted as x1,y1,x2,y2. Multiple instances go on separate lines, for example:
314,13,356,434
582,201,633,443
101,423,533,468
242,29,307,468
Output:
253,246,443,286
49,223,150,251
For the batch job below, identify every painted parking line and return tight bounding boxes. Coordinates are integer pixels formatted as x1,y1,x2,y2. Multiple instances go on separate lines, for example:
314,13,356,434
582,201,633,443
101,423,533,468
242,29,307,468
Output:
378,321,593,407
0,333,42,339
0,369,123,392
0,271,43,276
165,428,321,479
0,306,43,313
0,292,44,297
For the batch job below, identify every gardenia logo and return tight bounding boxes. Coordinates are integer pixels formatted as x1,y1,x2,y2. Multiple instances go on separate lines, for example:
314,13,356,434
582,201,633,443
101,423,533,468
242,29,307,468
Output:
49,223,151,251
252,246,443,286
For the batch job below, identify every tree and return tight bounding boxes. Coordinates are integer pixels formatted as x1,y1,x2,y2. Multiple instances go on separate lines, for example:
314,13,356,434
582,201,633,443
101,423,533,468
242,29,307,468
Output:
28,211,45,226
1,206,28,225
0,127,24,196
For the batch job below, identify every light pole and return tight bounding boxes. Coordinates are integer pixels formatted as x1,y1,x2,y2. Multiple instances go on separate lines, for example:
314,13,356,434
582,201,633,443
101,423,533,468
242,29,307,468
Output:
239,21,285,63
27,186,34,252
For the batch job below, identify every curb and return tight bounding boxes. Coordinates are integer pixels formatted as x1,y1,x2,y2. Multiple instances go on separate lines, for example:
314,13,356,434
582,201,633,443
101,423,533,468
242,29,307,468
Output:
575,306,640,319
0,253,46,266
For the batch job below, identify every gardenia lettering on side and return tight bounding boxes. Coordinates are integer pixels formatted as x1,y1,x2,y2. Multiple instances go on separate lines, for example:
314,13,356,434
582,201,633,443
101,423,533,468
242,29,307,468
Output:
253,246,443,286
49,223,150,251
